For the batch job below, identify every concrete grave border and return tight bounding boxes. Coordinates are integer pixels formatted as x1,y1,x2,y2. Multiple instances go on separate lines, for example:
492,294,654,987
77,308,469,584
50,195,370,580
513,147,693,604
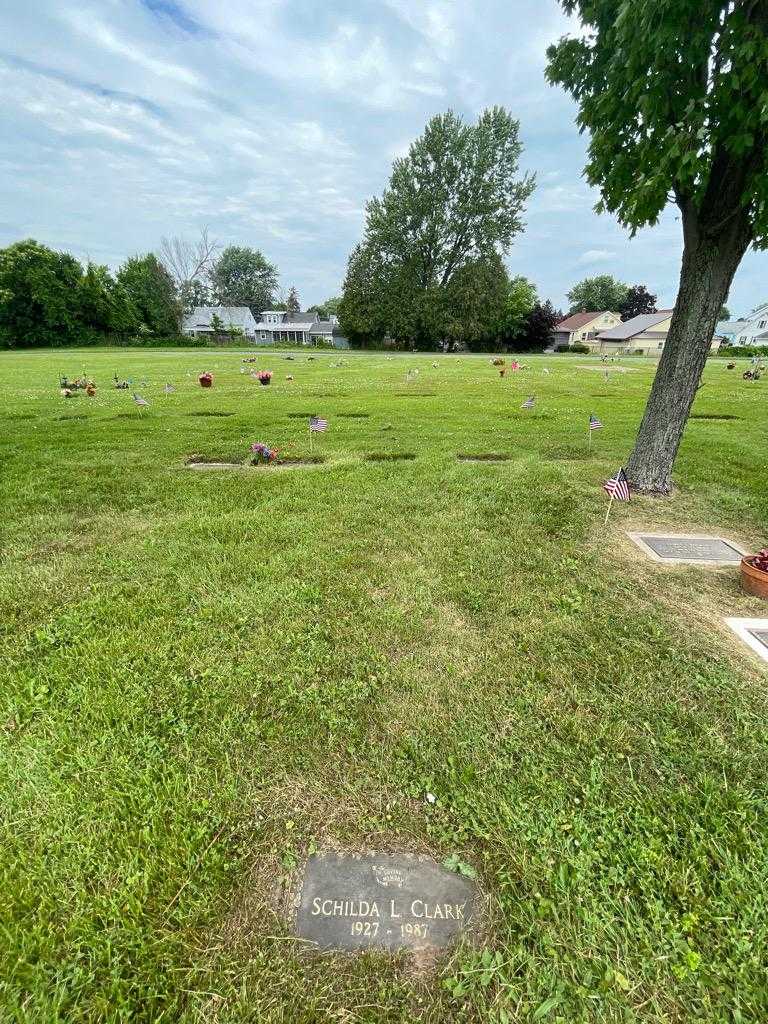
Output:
626,532,748,566
724,618,768,665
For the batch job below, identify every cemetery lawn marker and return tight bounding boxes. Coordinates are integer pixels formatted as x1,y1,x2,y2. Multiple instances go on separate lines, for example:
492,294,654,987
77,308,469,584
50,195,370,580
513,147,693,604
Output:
724,618,768,666
294,853,476,953
627,533,747,566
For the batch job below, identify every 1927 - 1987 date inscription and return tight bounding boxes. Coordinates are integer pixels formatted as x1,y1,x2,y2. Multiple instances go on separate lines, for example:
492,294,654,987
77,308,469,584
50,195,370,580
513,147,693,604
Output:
294,853,477,953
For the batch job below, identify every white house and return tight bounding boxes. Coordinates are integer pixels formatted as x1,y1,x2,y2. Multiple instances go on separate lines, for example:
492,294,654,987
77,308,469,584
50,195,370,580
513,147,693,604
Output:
715,302,768,347
183,306,257,338
253,310,345,347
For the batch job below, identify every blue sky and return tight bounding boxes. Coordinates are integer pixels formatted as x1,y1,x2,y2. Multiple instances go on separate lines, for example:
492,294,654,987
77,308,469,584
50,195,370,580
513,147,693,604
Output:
1,0,765,314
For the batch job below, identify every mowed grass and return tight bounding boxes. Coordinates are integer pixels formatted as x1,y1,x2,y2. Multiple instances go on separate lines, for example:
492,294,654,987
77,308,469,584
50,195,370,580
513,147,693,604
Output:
1,348,767,1023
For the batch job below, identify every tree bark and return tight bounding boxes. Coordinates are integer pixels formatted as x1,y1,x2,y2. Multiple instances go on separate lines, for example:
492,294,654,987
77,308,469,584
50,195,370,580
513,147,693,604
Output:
625,215,751,494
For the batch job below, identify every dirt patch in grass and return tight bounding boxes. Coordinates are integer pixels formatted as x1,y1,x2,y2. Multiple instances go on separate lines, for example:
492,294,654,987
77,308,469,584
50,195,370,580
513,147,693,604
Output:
544,444,592,461
185,455,327,469
187,411,234,418
338,413,370,419
186,459,244,470
5,413,37,421
690,413,741,421
457,453,516,463
364,452,416,462
274,456,327,466
286,412,319,419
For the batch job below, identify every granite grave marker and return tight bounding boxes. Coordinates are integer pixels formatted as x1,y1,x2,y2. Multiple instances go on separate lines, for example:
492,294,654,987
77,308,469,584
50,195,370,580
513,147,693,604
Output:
628,533,746,565
294,853,476,953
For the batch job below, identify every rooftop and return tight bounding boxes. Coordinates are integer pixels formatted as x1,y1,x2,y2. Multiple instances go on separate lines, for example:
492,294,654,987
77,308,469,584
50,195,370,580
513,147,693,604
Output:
555,311,615,332
597,311,674,341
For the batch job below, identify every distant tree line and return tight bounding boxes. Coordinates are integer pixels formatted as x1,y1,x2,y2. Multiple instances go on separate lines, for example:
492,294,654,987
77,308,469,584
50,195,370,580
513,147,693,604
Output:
0,234,343,349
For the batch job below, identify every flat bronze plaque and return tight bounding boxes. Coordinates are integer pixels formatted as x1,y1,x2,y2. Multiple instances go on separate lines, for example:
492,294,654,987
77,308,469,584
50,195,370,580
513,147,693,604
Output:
295,853,476,953
628,533,746,564
749,629,768,649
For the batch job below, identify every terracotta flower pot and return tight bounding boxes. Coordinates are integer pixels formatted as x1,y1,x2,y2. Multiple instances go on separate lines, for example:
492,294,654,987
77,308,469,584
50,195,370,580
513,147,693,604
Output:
740,556,768,599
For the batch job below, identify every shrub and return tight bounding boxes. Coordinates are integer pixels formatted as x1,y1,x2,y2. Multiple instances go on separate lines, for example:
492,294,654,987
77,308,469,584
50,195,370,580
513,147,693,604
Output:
717,344,768,358
570,342,591,354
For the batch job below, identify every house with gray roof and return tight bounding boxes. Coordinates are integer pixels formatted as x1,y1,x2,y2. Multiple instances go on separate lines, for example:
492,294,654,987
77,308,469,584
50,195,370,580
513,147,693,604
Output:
596,310,722,356
596,310,675,355
183,306,257,338
254,310,347,347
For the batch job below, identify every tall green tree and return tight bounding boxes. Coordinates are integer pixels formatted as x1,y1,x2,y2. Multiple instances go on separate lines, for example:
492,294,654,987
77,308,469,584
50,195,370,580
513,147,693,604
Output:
340,107,535,348
209,246,278,316
311,296,342,319
498,274,538,346
0,239,84,347
117,254,179,336
286,286,301,317
619,284,658,321
444,254,511,352
511,300,562,353
567,274,629,314
548,1,768,492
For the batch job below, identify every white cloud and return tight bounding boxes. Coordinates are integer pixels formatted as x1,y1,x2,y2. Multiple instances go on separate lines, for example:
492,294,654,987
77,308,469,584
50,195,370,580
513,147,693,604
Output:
0,0,765,309
577,249,616,265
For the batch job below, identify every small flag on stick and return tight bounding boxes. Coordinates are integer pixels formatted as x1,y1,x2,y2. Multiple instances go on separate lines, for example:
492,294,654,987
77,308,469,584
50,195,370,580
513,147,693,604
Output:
589,413,603,431
309,415,327,450
521,395,535,410
133,392,149,416
603,467,630,524
163,383,176,394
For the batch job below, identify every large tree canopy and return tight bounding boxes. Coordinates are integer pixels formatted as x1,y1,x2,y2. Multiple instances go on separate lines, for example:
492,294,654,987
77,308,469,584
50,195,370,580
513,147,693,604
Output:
620,284,658,321
117,254,179,337
548,1,768,491
0,240,84,347
567,274,628,313
340,107,534,349
209,246,278,316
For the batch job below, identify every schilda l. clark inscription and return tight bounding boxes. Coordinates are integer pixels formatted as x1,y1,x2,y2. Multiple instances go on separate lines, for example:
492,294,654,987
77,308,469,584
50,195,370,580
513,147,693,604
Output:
295,853,476,953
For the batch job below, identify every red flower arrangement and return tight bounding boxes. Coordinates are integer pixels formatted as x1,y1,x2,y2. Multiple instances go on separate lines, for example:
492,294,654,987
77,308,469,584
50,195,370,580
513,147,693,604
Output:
199,372,213,388
257,371,273,386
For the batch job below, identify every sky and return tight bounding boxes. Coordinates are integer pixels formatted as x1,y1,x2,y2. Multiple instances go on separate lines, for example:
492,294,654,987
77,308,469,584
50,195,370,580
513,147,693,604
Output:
0,0,765,315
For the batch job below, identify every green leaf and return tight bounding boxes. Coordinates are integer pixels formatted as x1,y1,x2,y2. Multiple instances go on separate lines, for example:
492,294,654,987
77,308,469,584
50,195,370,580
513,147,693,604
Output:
533,993,563,1019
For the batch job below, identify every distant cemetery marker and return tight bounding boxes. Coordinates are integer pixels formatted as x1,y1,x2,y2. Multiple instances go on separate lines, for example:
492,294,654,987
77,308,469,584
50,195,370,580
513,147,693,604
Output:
294,853,476,954
724,618,768,665
627,533,746,565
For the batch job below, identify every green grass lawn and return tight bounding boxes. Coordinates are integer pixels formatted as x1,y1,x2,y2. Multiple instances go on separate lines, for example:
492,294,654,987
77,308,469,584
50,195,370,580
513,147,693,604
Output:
1,348,767,1023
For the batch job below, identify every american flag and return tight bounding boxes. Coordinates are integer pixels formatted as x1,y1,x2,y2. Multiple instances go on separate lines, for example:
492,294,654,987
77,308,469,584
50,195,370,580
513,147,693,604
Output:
521,396,535,409
133,393,149,407
309,416,328,432
603,467,630,502
589,413,603,430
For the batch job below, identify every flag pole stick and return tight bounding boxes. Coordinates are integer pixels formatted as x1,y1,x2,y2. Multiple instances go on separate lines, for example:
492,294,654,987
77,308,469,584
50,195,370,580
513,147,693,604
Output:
604,493,615,526
309,423,313,452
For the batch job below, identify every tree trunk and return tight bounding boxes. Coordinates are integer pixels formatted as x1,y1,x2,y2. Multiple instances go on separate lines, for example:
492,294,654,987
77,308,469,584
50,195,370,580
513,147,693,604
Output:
625,222,750,494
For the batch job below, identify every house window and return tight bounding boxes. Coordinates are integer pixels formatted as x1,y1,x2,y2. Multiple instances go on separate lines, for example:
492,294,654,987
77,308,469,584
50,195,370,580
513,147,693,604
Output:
739,335,747,342
261,332,267,340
